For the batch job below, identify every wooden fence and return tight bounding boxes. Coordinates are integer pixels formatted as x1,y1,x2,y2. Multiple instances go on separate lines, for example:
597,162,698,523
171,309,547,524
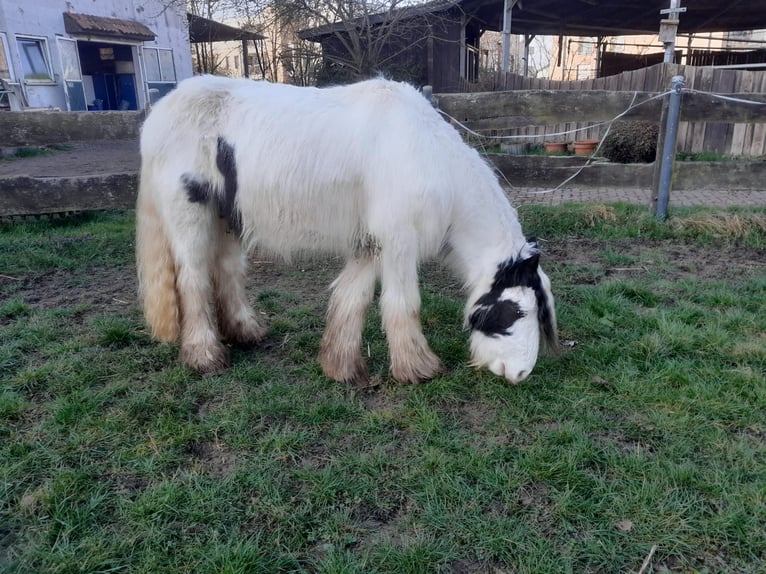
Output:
455,63,766,157
435,87,766,191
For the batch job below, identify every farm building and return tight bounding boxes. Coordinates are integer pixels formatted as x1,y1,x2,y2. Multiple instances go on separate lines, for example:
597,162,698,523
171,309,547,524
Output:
0,0,192,111
300,0,766,92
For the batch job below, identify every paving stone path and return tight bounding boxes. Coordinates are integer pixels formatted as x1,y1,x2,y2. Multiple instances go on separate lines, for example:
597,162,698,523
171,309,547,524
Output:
2,139,765,208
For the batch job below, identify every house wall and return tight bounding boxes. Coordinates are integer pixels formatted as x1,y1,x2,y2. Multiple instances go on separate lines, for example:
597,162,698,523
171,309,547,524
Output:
0,0,192,110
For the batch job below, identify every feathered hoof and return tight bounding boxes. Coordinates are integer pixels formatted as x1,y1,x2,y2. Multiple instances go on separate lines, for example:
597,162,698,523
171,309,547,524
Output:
223,321,268,349
318,348,369,385
390,350,443,384
179,341,230,374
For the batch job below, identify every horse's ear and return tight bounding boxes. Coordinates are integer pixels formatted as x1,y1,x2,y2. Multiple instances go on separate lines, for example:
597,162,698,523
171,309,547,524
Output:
535,268,560,356
498,252,539,287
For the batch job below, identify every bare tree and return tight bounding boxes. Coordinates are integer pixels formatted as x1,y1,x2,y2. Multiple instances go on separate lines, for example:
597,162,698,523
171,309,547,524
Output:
284,0,452,85
163,0,444,85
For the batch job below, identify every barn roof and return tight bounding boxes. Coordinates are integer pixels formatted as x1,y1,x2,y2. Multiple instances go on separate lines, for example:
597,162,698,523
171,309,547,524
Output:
187,13,265,43
301,0,766,40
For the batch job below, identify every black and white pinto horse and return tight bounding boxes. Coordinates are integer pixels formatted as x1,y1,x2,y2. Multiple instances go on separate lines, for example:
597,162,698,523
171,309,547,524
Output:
136,75,559,384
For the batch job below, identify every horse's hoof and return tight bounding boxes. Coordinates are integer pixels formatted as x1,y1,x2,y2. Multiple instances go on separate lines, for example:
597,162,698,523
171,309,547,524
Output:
390,352,443,384
180,342,230,374
319,350,368,385
221,319,268,348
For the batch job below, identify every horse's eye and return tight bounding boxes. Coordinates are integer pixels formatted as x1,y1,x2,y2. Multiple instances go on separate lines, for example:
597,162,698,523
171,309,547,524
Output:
516,308,525,317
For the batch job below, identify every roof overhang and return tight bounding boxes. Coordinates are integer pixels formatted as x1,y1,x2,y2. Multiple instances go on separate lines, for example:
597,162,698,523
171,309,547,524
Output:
301,0,766,40
187,13,266,43
63,12,155,42
464,0,766,36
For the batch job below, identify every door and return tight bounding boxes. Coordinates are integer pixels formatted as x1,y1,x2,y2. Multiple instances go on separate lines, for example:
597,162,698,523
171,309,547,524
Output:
57,37,86,111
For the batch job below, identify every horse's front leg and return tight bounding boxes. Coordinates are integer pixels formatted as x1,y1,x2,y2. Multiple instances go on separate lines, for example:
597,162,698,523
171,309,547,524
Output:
319,256,378,384
379,235,442,383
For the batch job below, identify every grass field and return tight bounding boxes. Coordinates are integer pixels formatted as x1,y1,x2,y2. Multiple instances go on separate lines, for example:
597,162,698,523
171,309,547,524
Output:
1,205,764,573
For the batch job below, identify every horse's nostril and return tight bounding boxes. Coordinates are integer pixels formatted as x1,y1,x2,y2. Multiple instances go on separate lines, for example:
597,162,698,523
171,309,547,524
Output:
508,370,527,384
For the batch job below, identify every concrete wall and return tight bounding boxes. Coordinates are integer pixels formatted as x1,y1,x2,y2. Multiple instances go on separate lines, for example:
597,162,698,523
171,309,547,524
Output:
0,110,144,147
0,0,191,110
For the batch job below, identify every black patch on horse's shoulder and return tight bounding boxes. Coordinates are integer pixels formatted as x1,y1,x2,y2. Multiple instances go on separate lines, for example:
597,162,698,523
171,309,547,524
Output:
216,137,241,233
183,174,214,204
469,297,526,337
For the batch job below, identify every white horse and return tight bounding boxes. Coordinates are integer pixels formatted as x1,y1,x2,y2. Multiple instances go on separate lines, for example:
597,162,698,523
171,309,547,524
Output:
136,75,558,384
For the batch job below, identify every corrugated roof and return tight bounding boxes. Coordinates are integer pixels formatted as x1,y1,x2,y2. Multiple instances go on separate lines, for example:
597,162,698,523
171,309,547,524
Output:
187,13,265,43
63,12,155,42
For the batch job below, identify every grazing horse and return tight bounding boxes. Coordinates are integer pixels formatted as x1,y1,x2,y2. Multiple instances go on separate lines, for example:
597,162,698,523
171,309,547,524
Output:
136,75,558,384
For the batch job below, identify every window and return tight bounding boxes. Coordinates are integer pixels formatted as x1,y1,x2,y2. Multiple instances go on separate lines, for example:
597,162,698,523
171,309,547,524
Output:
576,65,592,80
578,41,593,55
234,55,239,70
16,36,54,83
0,34,12,79
144,47,176,102
143,47,176,83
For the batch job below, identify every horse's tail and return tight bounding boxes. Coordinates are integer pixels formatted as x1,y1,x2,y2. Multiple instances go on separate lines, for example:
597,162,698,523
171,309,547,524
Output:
136,166,180,342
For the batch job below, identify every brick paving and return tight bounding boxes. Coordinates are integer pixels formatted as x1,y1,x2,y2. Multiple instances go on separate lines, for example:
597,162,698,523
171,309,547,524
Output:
2,139,765,209
508,185,766,208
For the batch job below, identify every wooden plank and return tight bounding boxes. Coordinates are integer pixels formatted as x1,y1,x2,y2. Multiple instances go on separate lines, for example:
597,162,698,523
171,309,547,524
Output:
681,91,766,123
706,69,737,153
691,67,715,153
751,73,766,156
676,65,698,154
435,88,766,132
0,174,138,217
730,70,754,156
488,155,653,188
435,90,663,127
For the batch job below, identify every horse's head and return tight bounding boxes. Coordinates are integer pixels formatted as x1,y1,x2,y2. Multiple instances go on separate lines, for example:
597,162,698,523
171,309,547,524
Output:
467,239,559,384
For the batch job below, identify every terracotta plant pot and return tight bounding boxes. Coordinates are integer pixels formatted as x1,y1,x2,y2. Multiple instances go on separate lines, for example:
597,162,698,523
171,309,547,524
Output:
544,142,567,154
573,139,600,156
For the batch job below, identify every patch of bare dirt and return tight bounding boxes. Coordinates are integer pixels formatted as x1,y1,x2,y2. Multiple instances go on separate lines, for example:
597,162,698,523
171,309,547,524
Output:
3,266,137,314
545,237,764,282
185,440,239,480
3,238,761,336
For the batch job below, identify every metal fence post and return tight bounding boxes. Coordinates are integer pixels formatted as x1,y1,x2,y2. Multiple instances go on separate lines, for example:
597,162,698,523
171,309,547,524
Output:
422,85,435,106
655,75,685,218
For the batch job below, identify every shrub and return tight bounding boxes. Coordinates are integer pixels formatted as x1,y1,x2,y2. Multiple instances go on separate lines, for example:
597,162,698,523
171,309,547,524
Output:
601,121,659,163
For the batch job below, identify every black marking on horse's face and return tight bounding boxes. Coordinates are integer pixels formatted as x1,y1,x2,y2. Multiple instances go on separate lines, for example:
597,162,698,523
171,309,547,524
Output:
470,241,548,339
469,296,526,336
216,137,241,233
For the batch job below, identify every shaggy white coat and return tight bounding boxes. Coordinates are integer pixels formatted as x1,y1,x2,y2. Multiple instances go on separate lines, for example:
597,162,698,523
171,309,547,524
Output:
136,75,557,384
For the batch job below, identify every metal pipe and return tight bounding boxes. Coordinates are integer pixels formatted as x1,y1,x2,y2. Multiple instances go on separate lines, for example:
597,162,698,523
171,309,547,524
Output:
656,75,685,219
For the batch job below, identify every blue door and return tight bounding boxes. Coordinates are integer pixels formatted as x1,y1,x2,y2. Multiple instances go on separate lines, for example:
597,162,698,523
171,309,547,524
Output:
116,74,137,110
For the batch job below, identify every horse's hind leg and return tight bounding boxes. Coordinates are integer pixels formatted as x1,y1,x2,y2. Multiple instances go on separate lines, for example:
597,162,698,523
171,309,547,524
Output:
213,220,267,347
168,204,228,373
378,233,442,383
319,256,378,384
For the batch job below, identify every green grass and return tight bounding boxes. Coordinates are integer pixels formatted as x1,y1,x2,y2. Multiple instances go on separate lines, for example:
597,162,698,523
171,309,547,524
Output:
1,144,71,161
675,151,762,162
1,206,765,573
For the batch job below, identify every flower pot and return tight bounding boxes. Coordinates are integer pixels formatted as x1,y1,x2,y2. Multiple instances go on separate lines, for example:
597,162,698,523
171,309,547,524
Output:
544,142,567,154
573,139,600,156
